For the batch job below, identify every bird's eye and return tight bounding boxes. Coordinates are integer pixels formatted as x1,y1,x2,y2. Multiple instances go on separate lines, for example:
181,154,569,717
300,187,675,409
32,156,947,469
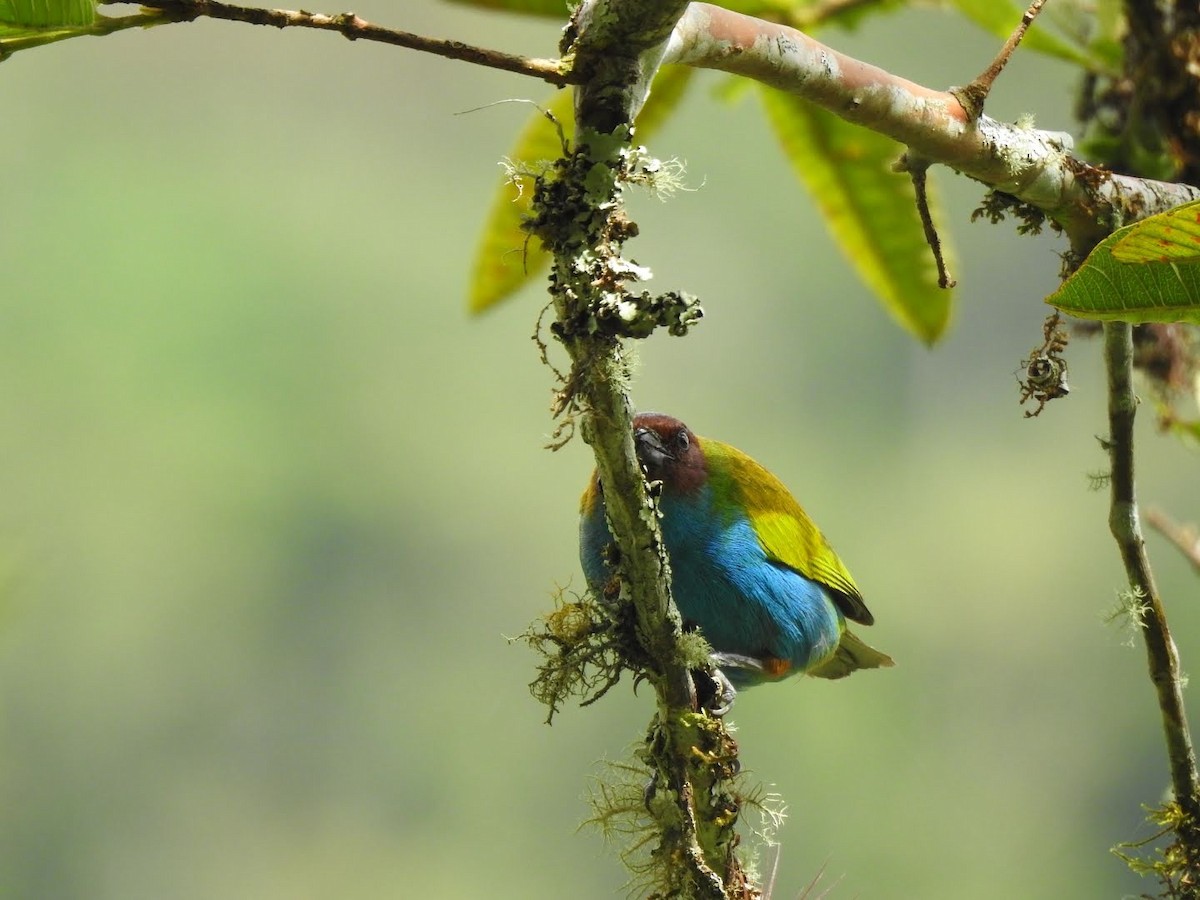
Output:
675,431,690,452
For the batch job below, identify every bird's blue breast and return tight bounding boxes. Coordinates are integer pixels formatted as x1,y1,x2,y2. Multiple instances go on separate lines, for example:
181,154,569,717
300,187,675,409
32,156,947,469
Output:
580,483,844,686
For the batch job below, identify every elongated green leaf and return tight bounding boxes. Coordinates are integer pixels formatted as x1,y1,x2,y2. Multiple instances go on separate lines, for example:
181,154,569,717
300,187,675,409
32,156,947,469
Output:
1111,199,1200,265
759,88,954,344
1047,221,1200,324
0,9,166,58
949,0,1094,68
468,91,575,314
0,0,99,55
469,66,694,313
0,0,93,27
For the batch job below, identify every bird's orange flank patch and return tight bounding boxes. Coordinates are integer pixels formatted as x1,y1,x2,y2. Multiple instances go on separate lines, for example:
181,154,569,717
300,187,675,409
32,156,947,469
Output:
763,657,792,679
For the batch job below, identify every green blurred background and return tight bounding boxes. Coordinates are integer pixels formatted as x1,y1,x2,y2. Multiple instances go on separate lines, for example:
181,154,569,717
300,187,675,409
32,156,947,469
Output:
1,2,1198,897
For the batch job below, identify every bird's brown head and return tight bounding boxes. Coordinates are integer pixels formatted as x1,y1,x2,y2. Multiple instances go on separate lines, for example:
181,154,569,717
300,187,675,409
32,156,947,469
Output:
633,412,708,494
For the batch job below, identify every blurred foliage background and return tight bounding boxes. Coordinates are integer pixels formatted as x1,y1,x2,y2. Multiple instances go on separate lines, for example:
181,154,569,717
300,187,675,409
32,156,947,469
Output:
1,2,1199,898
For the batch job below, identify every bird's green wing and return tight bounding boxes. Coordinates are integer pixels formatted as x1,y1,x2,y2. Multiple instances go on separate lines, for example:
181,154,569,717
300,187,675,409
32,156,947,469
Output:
706,438,873,625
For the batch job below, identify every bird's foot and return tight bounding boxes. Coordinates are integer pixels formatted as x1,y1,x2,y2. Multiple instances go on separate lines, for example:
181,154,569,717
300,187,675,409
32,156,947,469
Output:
695,664,739,717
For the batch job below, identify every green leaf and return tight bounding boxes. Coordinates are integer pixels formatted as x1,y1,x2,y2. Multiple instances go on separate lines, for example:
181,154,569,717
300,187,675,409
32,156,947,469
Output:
759,88,954,344
949,0,1095,68
468,66,694,314
0,0,101,56
468,92,574,315
1110,199,1200,265
1047,218,1200,324
0,0,94,27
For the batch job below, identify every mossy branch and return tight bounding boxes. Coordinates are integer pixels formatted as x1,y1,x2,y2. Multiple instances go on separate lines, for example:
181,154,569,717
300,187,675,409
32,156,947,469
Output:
526,1,753,896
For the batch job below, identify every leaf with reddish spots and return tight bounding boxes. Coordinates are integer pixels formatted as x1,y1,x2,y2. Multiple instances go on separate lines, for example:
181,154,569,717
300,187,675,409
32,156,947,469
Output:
1112,199,1200,265
1048,205,1200,324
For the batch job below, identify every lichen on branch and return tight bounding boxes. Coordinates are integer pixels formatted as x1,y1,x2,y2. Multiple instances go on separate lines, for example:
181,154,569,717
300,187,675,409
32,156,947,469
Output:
1103,321,1200,891
528,2,759,896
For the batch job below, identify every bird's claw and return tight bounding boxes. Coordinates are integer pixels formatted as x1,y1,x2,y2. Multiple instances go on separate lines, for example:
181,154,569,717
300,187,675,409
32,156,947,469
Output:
695,664,738,717
709,667,737,717
702,651,782,716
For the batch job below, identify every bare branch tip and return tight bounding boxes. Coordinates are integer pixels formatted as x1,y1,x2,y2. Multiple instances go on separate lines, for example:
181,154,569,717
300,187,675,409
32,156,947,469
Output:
959,0,1049,117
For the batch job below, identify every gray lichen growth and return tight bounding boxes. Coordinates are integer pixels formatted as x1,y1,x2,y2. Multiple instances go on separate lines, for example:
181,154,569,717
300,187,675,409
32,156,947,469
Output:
524,137,704,345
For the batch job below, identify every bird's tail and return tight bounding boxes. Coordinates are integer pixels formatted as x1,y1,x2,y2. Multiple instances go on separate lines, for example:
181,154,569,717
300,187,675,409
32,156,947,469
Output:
809,629,895,680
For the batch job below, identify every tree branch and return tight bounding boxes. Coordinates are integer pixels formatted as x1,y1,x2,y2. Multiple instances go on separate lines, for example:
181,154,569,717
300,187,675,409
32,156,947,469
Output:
955,0,1047,117
661,3,1200,244
57,0,1200,250
533,1,752,895
109,0,569,84
1104,321,1200,828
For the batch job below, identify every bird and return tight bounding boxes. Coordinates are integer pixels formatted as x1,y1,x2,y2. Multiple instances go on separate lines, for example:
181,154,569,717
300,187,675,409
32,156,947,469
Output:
579,412,893,695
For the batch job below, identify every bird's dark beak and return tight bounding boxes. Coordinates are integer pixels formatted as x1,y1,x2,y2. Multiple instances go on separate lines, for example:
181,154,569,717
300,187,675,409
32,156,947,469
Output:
634,427,672,474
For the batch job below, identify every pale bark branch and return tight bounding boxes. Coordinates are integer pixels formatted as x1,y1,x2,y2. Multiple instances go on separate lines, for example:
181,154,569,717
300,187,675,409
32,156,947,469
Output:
660,3,1200,244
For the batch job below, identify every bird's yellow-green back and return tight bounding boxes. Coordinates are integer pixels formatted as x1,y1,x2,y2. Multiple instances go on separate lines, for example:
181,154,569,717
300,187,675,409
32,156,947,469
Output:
699,435,872,624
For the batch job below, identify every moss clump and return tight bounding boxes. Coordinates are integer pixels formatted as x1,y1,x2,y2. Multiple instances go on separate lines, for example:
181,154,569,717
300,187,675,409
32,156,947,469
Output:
521,588,641,724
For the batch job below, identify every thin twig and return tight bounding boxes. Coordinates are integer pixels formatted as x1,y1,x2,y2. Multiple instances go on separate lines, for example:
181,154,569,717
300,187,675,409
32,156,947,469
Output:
104,0,570,84
1147,508,1200,576
956,0,1049,118
901,157,956,289
1104,322,1200,825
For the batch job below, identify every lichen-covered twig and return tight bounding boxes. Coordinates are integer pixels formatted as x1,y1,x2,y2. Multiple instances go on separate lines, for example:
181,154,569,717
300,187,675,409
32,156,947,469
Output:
1104,322,1200,880
532,2,752,896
